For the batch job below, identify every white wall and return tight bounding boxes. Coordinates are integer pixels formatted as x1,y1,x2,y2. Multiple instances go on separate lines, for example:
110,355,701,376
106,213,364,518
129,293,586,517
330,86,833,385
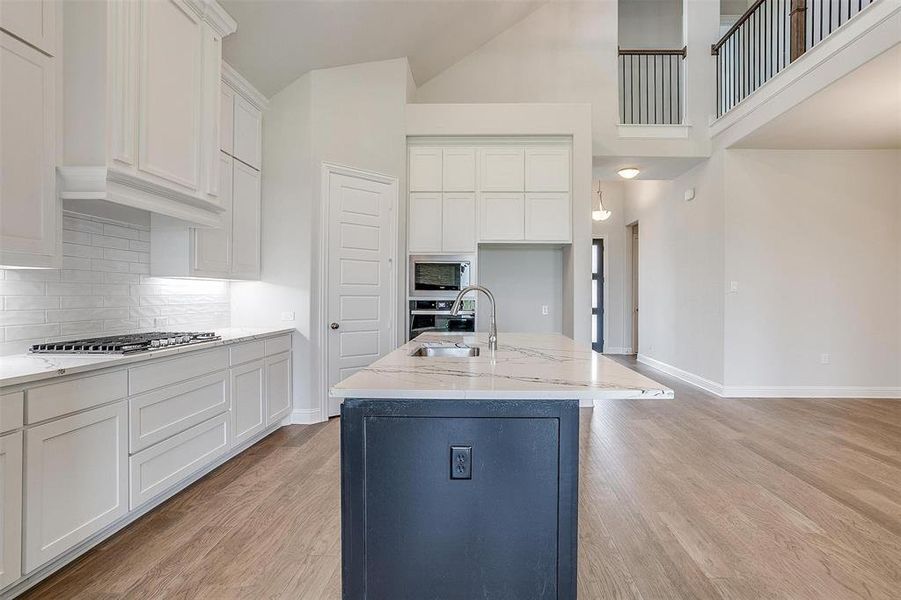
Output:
231,58,409,422
723,149,901,394
619,0,683,48
477,247,565,335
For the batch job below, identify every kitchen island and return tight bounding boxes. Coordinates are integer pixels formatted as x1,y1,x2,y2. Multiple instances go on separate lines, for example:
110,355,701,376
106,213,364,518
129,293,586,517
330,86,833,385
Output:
331,333,672,600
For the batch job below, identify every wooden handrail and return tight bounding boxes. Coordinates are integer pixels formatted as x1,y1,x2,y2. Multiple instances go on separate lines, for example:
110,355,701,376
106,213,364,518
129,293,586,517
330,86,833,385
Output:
711,0,767,54
618,46,686,57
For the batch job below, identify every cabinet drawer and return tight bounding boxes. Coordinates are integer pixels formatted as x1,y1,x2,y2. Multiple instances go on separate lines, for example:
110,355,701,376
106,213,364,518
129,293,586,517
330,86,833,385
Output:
0,391,23,433
129,412,230,510
129,371,229,453
264,334,291,356
129,347,228,395
27,370,127,424
230,340,265,365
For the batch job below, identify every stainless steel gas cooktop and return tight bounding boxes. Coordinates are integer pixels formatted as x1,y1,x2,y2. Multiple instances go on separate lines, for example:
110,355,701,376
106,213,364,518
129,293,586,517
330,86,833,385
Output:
28,332,221,354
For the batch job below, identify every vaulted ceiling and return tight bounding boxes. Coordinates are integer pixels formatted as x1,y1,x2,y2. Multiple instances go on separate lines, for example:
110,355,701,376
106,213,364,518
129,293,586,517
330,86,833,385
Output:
220,0,545,98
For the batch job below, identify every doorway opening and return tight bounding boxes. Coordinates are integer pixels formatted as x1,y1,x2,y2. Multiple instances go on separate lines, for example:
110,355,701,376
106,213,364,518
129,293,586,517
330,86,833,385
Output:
591,238,604,352
629,223,639,354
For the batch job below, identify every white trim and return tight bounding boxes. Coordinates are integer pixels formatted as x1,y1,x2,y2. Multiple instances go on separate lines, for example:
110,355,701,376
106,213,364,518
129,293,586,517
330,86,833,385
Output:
289,408,322,425
317,163,400,423
603,347,633,355
617,124,691,139
722,386,901,399
637,354,726,397
222,61,269,110
182,0,237,37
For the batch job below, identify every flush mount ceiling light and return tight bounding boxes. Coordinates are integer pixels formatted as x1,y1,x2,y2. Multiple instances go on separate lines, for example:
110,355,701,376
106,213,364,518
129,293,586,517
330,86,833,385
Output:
617,167,640,179
592,184,611,221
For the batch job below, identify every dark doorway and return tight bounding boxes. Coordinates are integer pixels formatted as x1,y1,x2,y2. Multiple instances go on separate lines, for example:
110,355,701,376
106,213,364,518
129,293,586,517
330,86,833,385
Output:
592,239,604,352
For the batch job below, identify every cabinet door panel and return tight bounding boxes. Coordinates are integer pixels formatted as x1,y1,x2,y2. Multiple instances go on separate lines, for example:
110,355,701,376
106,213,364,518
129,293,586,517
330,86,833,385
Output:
138,0,202,190
200,24,222,198
408,192,442,253
233,96,261,170
442,147,475,191
479,193,524,241
409,147,442,192
441,193,476,253
0,32,57,263
25,403,127,573
220,83,235,154
479,148,524,191
525,192,571,241
525,146,570,192
0,432,22,588
231,360,266,446
193,152,233,276
231,160,261,279
0,0,56,55
266,352,292,425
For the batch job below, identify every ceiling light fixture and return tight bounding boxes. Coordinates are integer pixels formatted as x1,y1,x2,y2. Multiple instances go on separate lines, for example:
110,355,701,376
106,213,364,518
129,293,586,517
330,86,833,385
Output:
592,184,611,221
617,167,640,179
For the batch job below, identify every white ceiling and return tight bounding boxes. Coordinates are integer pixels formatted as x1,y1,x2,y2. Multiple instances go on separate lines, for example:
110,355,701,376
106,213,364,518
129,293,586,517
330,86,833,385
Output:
736,44,901,149
220,0,544,98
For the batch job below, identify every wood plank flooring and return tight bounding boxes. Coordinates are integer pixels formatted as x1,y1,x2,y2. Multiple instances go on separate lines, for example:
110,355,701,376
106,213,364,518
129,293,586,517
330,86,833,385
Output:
19,358,901,599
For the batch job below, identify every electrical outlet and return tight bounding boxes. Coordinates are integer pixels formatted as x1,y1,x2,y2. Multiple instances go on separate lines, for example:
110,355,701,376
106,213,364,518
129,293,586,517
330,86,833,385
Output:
820,353,830,365
729,281,739,292
541,305,550,316
281,311,295,321
450,446,472,480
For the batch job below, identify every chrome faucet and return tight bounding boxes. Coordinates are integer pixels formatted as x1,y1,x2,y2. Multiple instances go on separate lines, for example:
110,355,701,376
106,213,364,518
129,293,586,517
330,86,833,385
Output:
451,285,497,351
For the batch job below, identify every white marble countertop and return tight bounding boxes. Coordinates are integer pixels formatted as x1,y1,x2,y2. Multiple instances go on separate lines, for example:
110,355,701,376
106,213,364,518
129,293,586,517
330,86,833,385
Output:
330,332,673,401
0,327,295,388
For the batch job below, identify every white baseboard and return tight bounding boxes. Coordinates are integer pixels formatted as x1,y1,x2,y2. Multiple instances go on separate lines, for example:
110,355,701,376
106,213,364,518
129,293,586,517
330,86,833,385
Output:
290,408,323,424
722,386,901,399
636,354,725,397
603,346,634,355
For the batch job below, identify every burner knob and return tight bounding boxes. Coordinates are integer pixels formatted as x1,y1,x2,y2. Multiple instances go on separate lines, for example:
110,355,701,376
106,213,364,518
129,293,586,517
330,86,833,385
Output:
150,340,160,348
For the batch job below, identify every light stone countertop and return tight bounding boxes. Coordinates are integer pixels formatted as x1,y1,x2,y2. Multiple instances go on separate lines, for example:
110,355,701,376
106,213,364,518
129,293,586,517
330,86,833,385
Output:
330,332,673,402
0,327,295,388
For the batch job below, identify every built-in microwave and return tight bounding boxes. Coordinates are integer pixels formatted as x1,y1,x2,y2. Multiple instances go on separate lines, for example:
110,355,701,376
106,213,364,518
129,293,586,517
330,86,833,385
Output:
409,255,473,297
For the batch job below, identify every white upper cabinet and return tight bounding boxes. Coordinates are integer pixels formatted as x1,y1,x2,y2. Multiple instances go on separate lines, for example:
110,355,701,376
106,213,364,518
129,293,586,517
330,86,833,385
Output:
525,192,571,242
409,147,443,192
233,96,261,169
442,147,476,191
479,147,525,191
220,84,235,155
480,193,525,241
230,159,261,279
192,152,234,277
442,193,477,253
0,0,56,55
0,31,59,268
0,432,23,588
408,192,442,253
58,0,237,227
525,146,570,192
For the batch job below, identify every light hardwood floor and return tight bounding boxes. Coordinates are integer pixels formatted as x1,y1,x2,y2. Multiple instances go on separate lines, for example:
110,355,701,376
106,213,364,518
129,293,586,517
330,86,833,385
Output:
19,358,901,599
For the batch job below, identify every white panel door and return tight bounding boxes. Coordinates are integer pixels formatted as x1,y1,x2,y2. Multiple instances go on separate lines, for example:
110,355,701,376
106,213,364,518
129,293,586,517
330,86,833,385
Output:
266,352,292,425
408,147,442,192
24,402,128,573
480,192,525,241
442,147,475,191
138,0,203,191
233,96,261,170
231,359,266,446
231,159,261,279
327,169,396,417
193,152,233,277
525,146,570,192
479,147,524,191
0,0,56,55
0,432,22,588
408,192,442,253
0,31,57,266
525,192,571,241
442,193,476,253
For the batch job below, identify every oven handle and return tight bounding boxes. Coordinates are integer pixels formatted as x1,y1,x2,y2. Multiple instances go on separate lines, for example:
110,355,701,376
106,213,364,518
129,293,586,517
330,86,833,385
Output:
410,310,475,317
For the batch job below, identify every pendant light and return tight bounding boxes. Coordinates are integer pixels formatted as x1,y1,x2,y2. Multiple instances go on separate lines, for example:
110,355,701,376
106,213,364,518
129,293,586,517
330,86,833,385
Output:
592,184,611,221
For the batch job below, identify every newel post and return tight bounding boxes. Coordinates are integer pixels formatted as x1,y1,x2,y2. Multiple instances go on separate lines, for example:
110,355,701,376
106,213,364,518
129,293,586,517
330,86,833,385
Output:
790,0,807,62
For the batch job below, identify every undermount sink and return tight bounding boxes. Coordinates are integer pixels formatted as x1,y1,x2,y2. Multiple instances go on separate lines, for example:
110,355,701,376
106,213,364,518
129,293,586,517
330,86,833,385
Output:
410,345,481,358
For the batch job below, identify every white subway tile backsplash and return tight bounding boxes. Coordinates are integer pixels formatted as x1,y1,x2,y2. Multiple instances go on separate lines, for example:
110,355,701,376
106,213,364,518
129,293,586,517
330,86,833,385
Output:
0,212,231,354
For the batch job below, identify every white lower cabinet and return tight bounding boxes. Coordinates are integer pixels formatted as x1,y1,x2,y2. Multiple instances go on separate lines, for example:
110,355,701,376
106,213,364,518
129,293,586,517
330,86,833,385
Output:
129,412,230,510
24,402,128,573
0,432,22,588
231,359,266,446
266,352,292,425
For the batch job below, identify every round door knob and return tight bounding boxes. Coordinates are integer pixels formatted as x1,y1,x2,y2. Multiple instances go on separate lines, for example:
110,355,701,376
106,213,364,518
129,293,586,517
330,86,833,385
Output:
330,322,339,330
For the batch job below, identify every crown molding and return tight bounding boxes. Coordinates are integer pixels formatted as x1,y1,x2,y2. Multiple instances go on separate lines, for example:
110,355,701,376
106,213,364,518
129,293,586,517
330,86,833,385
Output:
184,0,238,37
222,61,269,110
